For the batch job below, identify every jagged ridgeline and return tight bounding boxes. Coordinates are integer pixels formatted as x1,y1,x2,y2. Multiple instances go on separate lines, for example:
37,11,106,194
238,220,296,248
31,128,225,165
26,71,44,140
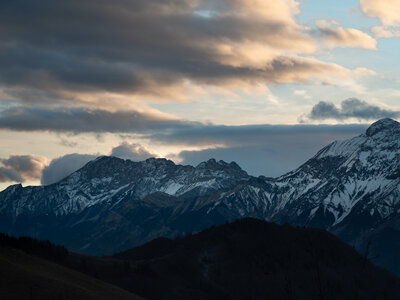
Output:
0,118,399,275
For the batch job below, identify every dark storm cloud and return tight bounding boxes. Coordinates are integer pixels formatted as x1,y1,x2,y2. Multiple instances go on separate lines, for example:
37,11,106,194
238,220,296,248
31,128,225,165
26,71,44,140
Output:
0,106,198,133
0,155,49,183
0,0,355,103
307,98,400,121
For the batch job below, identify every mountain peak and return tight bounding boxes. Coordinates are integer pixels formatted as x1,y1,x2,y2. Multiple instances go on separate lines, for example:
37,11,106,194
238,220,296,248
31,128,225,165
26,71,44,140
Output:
366,118,399,137
197,158,242,170
3,183,22,193
144,157,175,165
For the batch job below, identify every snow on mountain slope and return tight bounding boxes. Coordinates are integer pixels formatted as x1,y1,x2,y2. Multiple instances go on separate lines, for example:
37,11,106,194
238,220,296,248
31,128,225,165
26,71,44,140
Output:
267,118,400,227
0,118,399,271
202,118,400,231
0,157,249,217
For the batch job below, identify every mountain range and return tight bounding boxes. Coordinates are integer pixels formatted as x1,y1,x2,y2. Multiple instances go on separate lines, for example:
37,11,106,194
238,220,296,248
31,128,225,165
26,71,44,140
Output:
0,118,399,275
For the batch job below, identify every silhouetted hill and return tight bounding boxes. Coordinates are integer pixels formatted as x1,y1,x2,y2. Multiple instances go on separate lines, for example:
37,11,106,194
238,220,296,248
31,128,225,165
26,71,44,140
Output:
0,234,143,300
0,233,69,262
111,218,400,299
2,219,400,299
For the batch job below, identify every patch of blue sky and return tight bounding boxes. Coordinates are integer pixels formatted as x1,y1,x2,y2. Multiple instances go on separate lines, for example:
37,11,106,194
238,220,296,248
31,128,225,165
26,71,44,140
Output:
314,37,400,77
0,101,17,112
298,0,378,28
193,9,216,18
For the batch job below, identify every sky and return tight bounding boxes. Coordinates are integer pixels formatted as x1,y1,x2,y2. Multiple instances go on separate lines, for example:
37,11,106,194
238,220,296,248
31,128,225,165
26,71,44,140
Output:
1,0,400,190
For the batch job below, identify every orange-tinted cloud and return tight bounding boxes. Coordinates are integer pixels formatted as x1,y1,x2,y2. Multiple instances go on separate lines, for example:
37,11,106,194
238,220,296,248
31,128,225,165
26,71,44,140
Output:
110,142,157,160
371,26,400,38
360,0,400,26
316,20,377,50
0,0,373,106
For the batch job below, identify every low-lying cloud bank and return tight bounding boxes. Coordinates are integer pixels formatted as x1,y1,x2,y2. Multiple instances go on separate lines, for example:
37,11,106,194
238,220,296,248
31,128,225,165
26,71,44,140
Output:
0,122,369,185
0,99,385,137
2,98,389,183
43,123,368,182
168,123,367,176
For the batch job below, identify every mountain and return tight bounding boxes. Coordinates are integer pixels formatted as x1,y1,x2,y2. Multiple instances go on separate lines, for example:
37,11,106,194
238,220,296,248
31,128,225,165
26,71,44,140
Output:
2,219,400,300
0,235,143,300
0,118,399,274
270,117,400,274
0,156,250,255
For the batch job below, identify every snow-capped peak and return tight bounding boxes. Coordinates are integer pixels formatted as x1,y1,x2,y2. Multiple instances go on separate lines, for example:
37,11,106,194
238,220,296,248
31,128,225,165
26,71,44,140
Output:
366,118,400,137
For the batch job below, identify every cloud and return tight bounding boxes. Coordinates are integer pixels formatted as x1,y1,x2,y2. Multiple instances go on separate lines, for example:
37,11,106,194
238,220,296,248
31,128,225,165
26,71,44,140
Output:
149,123,366,147
0,106,198,134
173,123,367,176
32,121,368,183
150,122,366,176
41,154,97,185
316,20,377,50
294,89,311,99
37,123,367,180
360,0,400,26
0,167,22,183
304,98,400,121
0,155,49,183
371,26,400,38
177,145,319,177
0,0,372,105
110,142,157,160
360,0,400,40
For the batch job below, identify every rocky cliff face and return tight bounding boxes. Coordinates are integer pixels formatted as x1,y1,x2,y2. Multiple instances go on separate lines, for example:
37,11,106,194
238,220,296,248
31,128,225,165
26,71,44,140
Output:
0,118,399,274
